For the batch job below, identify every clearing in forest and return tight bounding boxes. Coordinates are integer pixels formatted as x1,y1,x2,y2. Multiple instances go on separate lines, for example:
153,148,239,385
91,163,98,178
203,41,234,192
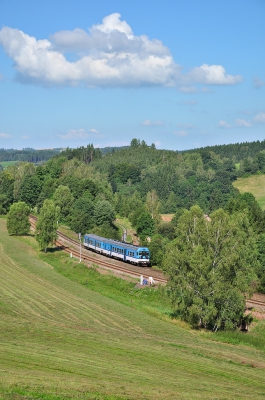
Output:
233,174,265,210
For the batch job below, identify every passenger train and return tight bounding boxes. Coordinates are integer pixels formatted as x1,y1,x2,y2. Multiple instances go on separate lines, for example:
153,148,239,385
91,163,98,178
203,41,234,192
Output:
83,233,150,266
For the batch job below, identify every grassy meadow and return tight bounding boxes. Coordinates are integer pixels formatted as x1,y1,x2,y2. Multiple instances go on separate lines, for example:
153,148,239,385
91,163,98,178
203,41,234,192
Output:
0,161,18,169
0,219,265,399
233,174,265,210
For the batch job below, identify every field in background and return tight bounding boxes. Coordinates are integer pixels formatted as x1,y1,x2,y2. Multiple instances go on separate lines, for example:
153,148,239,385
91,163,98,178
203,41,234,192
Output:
0,161,18,168
161,214,174,222
233,174,265,210
1,219,265,399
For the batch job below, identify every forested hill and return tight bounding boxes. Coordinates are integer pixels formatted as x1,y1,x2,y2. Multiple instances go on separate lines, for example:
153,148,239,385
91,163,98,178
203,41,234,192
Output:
0,148,61,163
184,139,265,162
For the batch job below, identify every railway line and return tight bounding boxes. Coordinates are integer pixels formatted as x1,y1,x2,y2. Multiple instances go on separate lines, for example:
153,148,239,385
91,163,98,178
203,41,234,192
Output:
29,215,265,308
29,215,167,284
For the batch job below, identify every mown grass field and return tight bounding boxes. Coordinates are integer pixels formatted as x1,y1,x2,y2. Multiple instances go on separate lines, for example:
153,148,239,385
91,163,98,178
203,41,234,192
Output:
233,174,265,210
0,219,265,399
0,161,18,168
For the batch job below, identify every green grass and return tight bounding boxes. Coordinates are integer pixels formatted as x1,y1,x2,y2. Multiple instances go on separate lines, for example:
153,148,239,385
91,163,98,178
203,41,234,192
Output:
1,219,265,399
0,161,18,168
233,174,265,209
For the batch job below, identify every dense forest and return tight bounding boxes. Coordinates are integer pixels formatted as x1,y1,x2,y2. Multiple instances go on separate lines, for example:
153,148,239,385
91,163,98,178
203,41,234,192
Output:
0,148,62,164
185,139,265,163
1,139,265,299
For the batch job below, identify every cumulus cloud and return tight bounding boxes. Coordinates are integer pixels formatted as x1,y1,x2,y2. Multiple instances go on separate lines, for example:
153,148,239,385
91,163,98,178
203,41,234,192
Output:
253,76,265,89
187,64,242,85
218,120,231,129
141,119,164,127
0,13,242,88
57,128,104,140
253,112,265,123
235,119,252,127
0,132,12,139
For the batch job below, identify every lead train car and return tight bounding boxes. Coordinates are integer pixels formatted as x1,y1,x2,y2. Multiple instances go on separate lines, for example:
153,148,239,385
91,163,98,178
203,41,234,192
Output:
83,233,150,266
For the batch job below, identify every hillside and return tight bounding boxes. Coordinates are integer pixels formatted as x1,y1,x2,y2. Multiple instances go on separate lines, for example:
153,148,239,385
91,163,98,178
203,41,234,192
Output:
233,174,265,210
1,219,265,399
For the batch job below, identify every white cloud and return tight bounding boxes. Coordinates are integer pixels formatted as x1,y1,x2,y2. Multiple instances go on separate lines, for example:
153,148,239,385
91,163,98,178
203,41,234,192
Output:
253,76,265,89
188,64,242,85
141,119,164,127
0,132,12,139
21,134,30,139
92,13,133,37
218,120,231,129
0,14,242,88
253,112,265,123
57,128,104,140
174,130,188,136
235,119,251,127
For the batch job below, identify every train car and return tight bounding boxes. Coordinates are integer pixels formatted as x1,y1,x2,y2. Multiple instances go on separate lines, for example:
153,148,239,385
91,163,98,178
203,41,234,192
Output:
83,233,150,266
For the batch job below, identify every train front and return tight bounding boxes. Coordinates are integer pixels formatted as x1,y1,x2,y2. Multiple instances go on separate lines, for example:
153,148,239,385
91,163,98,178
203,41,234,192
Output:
137,247,150,266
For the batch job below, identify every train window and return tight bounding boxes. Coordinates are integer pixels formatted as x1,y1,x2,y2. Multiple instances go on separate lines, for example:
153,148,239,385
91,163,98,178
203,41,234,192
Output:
139,251,150,259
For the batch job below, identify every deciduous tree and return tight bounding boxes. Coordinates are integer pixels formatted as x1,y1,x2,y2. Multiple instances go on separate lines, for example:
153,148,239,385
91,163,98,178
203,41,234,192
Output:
36,199,60,252
163,205,258,331
6,201,30,235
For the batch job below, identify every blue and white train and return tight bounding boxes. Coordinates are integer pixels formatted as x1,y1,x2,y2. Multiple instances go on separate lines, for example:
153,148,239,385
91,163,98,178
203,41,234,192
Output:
83,233,150,266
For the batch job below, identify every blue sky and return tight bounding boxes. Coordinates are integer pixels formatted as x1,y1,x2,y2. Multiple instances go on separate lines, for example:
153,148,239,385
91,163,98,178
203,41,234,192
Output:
0,0,264,150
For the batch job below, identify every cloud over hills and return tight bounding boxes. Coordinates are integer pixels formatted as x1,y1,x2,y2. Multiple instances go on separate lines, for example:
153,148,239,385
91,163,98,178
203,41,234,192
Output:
0,13,242,89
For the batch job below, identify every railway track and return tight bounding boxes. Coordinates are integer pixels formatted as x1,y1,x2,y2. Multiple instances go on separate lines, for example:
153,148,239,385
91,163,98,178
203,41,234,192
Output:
29,215,265,307
29,215,167,284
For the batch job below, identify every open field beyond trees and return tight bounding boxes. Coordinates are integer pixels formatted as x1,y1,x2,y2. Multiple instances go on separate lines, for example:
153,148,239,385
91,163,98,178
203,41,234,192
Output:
0,219,265,399
0,161,18,169
233,174,265,210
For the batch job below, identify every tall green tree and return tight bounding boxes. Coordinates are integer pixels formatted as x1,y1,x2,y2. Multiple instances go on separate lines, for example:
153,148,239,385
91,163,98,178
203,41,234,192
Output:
163,206,258,331
53,185,74,221
36,199,60,252
136,211,155,240
6,201,30,235
94,200,115,226
19,174,42,207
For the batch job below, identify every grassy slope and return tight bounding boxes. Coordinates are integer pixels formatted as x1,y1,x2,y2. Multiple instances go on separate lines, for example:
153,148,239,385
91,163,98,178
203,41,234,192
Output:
233,174,265,210
0,220,265,399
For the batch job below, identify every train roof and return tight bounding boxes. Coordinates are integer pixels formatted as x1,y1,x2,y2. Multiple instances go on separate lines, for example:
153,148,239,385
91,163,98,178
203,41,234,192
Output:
84,233,149,252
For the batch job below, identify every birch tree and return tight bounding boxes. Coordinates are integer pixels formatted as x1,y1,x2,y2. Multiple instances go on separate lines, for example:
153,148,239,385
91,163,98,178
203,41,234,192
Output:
163,205,258,330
